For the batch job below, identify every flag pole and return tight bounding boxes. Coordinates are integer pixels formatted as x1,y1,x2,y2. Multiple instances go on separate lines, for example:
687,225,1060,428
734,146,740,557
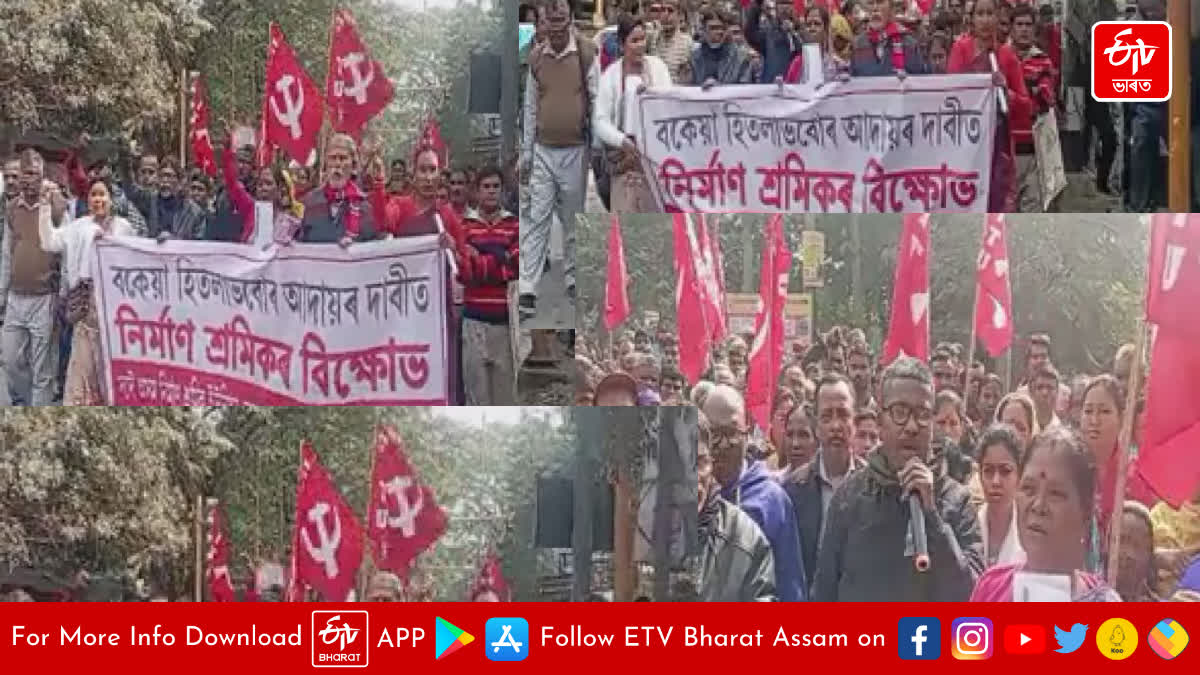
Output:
194,494,204,601
361,420,381,600
319,2,339,179
180,69,188,166
1106,317,1146,586
964,216,983,416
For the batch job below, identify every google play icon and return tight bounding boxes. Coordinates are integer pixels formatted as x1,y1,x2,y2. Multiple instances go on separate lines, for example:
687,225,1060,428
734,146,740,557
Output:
435,617,474,660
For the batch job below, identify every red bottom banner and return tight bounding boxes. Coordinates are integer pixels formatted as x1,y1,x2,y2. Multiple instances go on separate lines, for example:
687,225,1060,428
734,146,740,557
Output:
0,603,1195,672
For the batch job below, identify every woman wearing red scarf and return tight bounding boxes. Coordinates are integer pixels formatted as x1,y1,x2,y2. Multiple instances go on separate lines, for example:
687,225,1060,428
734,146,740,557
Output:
947,0,1031,213
848,0,928,77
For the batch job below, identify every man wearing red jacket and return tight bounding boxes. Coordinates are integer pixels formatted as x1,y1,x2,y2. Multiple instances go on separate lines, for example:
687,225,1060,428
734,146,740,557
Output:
1010,3,1057,213
456,165,518,405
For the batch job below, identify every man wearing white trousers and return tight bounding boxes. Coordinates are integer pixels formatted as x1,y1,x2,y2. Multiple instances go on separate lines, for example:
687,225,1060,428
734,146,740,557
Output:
0,149,67,406
520,0,595,321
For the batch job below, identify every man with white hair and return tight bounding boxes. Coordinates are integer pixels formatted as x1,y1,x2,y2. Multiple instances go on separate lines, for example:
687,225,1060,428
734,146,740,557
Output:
299,133,374,245
701,385,806,601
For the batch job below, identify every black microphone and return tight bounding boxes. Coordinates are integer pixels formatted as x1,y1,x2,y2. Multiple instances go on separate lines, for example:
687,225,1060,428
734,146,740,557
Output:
908,493,930,572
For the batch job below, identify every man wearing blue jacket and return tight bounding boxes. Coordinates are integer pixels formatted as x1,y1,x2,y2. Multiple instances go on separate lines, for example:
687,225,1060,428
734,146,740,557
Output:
702,385,807,601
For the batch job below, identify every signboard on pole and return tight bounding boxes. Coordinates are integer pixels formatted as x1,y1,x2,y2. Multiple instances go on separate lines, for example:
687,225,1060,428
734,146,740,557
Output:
801,230,824,288
725,292,812,345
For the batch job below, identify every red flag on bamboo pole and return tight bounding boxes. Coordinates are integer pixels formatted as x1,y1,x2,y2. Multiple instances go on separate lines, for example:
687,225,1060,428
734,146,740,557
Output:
261,22,324,166
673,213,712,383
205,499,236,602
974,213,1013,357
604,215,631,330
745,214,791,433
189,75,218,178
367,425,448,579
1135,214,1200,507
882,213,931,364
288,442,364,601
326,7,395,137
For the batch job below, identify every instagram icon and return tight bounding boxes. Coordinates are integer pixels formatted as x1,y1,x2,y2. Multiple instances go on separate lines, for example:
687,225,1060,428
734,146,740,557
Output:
951,618,994,660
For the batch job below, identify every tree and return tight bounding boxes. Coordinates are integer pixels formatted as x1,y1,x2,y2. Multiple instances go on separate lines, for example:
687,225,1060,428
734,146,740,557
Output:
0,1,210,135
0,406,571,601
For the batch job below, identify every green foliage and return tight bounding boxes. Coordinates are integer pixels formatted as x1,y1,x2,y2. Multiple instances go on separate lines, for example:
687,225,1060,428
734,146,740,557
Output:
196,0,501,163
0,0,210,133
1,1,500,164
577,214,1147,376
0,406,570,601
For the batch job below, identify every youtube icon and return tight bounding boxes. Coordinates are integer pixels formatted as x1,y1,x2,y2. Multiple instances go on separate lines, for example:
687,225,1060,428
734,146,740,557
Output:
1004,626,1046,655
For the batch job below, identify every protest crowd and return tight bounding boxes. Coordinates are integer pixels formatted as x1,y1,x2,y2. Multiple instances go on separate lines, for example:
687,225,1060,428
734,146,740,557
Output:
520,0,1198,216
0,8,522,407
575,213,1200,602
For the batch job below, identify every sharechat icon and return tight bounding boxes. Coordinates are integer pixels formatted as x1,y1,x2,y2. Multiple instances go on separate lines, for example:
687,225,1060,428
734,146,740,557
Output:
1054,624,1087,654
1148,619,1188,660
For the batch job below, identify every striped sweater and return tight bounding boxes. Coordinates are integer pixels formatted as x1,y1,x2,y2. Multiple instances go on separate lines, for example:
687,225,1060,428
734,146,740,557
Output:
456,207,518,324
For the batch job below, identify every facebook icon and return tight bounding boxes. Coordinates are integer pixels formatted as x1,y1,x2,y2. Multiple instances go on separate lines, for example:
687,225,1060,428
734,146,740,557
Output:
898,618,941,660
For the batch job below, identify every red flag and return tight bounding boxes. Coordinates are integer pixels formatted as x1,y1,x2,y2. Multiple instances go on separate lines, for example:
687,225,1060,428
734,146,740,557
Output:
367,425,448,578
468,553,510,602
695,214,727,343
205,499,236,602
326,8,395,136
974,213,1013,357
262,23,324,166
673,213,712,383
189,75,218,178
1135,214,1200,507
745,214,791,433
882,213,931,364
417,118,449,168
604,215,631,330
289,441,364,601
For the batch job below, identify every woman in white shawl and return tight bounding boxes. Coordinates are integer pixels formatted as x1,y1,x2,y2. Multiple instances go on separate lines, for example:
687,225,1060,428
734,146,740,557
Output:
39,176,135,405
593,12,672,213
976,423,1027,568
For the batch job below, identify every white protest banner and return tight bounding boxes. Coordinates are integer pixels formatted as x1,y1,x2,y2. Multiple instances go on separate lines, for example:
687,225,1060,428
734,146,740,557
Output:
636,74,996,213
92,235,448,405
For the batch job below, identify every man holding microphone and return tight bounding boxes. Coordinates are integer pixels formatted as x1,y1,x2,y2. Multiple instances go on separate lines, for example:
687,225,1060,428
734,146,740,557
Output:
811,357,984,601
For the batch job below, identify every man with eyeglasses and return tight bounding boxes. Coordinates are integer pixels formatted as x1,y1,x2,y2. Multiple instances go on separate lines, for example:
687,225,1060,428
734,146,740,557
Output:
649,0,694,83
702,385,807,601
746,0,799,83
696,410,777,601
811,357,983,601
690,9,754,86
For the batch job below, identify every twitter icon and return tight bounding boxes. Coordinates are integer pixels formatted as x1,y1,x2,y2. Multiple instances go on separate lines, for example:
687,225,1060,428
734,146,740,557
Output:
1054,624,1088,654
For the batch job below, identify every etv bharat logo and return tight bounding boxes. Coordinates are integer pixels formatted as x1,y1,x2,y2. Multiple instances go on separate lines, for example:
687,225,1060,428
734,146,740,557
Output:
312,611,369,668
1091,21,1172,102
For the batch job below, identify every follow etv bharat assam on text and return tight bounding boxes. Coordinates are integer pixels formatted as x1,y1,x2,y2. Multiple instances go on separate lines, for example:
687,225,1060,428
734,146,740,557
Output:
539,625,889,649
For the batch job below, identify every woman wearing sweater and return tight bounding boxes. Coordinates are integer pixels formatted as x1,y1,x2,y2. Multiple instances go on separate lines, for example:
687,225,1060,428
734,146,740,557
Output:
593,13,671,213
38,177,135,405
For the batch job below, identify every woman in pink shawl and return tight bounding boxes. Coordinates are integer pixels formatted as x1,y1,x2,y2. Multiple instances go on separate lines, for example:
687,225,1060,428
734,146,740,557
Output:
971,426,1121,602
947,0,1031,213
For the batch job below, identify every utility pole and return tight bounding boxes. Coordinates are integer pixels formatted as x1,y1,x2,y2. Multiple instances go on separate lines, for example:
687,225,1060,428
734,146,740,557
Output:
1167,0,1191,211
500,0,519,165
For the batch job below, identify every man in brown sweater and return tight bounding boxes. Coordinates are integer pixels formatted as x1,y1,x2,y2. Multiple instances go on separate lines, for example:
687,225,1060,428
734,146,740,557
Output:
0,149,66,406
519,0,595,322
